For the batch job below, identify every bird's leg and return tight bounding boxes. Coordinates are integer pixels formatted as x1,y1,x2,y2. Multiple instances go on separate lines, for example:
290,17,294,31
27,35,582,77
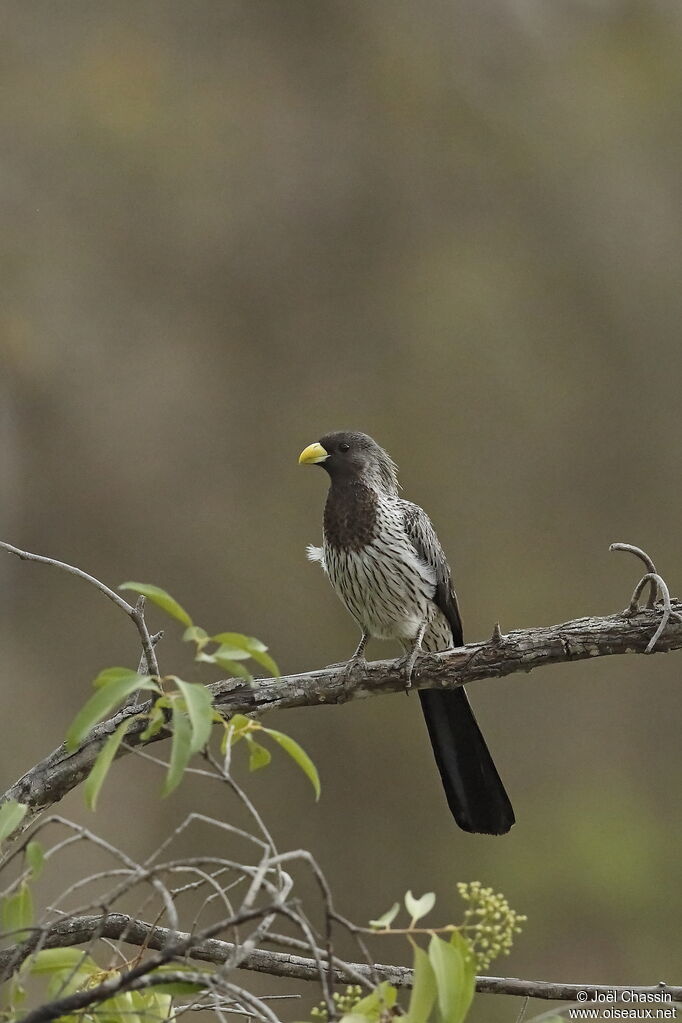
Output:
343,631,370,679
325,632,370,680
397,619,428,690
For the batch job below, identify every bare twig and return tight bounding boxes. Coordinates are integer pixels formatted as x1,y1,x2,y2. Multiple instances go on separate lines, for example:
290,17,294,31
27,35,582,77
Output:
0,913,679,1004
0,541,160,677
610,542,658,608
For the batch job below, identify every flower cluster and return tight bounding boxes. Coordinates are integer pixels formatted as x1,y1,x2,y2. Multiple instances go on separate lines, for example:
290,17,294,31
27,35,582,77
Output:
310,985,365,1020
457,881,527,970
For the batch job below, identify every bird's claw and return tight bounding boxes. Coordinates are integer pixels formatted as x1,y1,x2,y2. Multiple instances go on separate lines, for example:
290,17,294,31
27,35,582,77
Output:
326,655,369,688
395,653,418,693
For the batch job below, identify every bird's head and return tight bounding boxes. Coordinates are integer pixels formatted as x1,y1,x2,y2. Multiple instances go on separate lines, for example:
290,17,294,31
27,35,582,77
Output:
298,431,399,494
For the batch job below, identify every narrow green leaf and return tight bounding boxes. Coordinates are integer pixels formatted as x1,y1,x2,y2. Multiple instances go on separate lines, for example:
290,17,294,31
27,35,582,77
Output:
246,647,280,677
162,705,193,796
173,678,214,754
2,883,33,941
261,727,320,800
85,720,133,811
405,945,437,1023
66,671,158,751
209,653,253,680
92,667,151,690
405,890,436,924
0,801,28,844
119,582,192,627
449,929,476,1011
351,981,397,1019
368,902,400,929
245,735,272,771
428,933,475,1023
25,842,44,880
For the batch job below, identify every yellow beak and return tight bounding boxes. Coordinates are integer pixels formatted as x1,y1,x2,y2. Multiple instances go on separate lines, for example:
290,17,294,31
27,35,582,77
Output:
298,441,329,465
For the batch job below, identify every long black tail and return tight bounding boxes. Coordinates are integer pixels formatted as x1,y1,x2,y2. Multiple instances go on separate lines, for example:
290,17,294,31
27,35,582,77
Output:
418,687,515,835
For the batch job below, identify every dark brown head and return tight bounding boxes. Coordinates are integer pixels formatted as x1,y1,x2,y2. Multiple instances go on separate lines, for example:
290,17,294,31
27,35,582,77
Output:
298,431,399,494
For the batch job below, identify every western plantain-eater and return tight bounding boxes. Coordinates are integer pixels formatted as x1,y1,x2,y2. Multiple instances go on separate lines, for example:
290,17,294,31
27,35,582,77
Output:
299,430,514,835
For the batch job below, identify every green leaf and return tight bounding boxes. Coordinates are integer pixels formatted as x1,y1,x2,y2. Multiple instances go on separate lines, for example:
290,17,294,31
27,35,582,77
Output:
25,842,44,880
0,801,28,844
449,929,476,998
211,631,256,648
100,989,142,1023
405,890,436,924
27,949,98,974
261,727,320,800
428,932,475,1023
2,883,33,941
183,625,209,647
162,704,193,796
209,643,252,662
211,633,279,676
140,703,167,741
131,990,173,1020
197,650,253,680
245,735,272,771
66,670,158,751
91,667,149,690
85,720,133,811
220,714,250,751
45,959,98,999
368,902,400,929
405,944,437,1023
245,646,280,677
226,714,251,733
173,678,214,754
119,582,192,627
351,981,397,1020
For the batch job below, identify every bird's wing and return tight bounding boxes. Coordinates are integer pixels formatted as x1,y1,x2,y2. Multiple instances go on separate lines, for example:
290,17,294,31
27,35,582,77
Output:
401,500,463,645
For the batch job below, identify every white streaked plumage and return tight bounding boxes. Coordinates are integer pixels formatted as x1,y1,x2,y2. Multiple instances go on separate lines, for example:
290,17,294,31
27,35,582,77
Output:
311,490,454,652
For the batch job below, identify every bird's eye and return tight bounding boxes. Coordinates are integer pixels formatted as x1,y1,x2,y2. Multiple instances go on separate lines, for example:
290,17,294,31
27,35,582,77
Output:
338,442,350,453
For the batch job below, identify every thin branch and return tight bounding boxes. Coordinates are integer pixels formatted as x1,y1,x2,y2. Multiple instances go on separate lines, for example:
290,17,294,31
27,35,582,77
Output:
15,906,285,1023
3,599,682,832
0,542,160,677
610,542,658,607
1,914,679,1004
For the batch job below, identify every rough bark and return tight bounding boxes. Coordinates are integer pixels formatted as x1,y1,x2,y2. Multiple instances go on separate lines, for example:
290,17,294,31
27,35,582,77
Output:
3,603,681,829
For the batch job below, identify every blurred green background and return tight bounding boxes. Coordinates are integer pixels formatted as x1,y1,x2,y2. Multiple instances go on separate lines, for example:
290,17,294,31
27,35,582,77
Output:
1,2,681,1020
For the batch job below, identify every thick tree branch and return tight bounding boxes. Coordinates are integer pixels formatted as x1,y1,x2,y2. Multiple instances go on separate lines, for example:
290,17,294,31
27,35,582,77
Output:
1,913,679,1004
3,603,682,831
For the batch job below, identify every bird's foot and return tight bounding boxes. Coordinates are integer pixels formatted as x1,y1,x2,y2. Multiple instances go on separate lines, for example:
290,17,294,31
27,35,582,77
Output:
395,652,419,693
324,655,369,686
341,655,369,684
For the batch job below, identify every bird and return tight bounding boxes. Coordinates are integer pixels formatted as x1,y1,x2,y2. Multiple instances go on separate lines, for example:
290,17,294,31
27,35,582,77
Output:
298,430,514,835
